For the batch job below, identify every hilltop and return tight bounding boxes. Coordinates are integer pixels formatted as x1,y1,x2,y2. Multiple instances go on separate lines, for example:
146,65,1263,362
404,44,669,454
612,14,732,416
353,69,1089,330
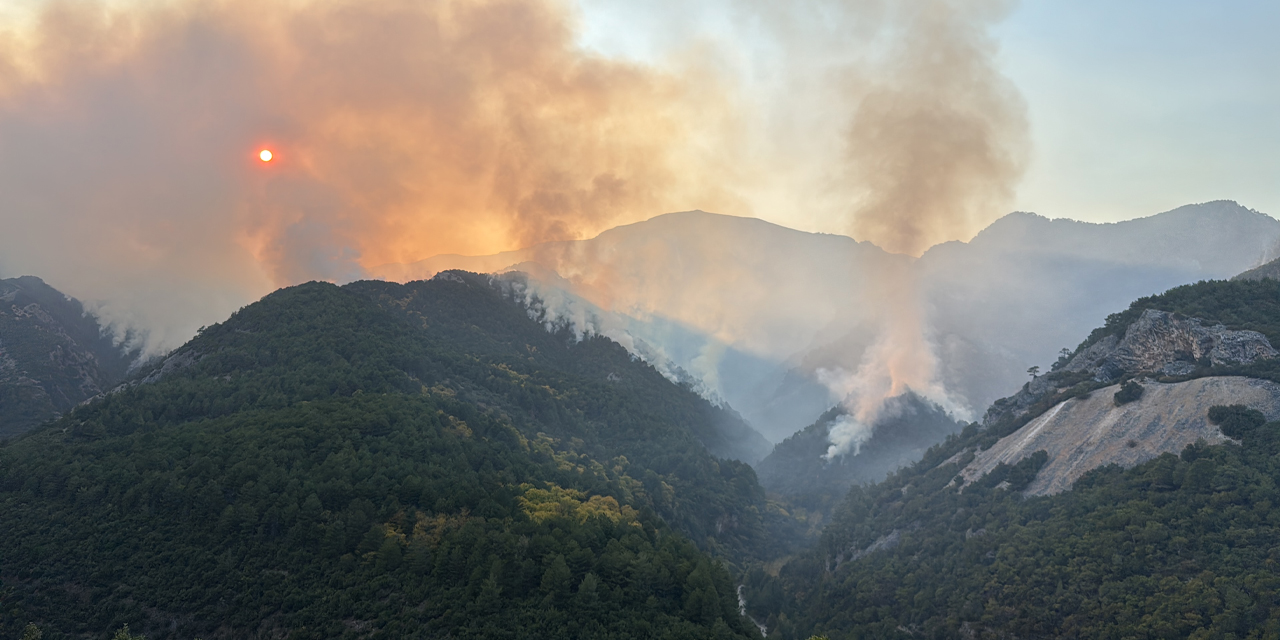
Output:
0,272,796,639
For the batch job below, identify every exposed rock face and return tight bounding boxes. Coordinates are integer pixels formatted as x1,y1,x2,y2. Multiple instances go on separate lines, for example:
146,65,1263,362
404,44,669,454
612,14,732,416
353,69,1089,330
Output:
1067,310,1278,380
960,376,1280,496
984,309,1278,427
137,350,201,386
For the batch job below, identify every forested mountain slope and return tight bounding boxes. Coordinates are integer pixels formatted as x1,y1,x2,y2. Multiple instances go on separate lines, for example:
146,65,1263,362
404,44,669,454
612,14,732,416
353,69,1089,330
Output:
755,393,964,514
743,279,1280,638
0,273,793,639
0,276,137,437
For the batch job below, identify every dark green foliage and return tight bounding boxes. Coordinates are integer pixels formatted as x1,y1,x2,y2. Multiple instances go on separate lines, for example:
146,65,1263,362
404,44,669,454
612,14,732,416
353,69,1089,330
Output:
969,450,1049,493
1113,379,1144,406
0,275,777,639
1208,404,1267,440
755,394,965,518
746,417,1280,638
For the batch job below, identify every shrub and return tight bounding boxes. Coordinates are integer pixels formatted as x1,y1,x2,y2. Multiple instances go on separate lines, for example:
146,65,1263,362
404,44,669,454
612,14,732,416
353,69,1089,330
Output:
1114,380,1144,406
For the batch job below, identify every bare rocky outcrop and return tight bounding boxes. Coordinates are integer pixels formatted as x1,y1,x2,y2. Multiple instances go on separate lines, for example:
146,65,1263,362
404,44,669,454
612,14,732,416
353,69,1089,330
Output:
984,309,1278,427
960,376,1280,496
1066,310,1277,380
138,349,200,385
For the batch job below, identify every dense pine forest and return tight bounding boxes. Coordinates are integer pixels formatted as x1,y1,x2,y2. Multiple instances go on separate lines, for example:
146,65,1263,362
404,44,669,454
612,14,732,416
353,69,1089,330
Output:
0,273,797,639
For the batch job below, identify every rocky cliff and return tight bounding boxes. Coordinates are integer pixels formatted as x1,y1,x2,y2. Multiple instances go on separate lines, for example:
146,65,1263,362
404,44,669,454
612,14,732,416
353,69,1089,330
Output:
956,299,1280,496
1066,309,1277,379
984,309,1277,427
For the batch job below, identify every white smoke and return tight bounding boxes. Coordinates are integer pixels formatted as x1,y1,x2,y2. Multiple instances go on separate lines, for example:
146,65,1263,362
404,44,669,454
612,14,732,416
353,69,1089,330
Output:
817,291,973,460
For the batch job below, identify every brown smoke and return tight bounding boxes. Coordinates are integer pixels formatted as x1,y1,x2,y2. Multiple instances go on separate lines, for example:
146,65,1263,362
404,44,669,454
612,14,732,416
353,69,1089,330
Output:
0,0,1027,358
792,0,1028,449
0,0,741,350
841,0,1028,256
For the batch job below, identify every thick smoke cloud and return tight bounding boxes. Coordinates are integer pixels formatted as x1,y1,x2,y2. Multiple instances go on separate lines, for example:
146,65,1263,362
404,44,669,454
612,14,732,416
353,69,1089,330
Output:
840,0,1028,257
0,0,741,353
0,0,1028,383
813,0,1024,455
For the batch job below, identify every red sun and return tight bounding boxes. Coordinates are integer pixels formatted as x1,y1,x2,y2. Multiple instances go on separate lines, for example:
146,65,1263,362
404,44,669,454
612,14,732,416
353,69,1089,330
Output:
259,149,273,162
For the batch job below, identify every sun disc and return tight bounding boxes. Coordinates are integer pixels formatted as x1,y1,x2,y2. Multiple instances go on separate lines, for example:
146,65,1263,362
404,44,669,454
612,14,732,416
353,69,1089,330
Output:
259,149,273,162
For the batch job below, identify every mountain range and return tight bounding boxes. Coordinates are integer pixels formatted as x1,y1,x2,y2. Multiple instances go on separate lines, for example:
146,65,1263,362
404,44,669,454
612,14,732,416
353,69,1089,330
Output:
372,200,1280,447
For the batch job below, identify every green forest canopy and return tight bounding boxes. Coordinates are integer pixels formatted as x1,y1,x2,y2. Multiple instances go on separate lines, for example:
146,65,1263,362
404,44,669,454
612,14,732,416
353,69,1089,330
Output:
1,275,800,639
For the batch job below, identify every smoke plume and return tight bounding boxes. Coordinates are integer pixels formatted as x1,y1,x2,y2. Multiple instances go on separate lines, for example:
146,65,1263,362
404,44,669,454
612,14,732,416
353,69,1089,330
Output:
818,263,971,459
841,0,1028,257
0,0,740,353
813,0,1023,455
0,0,1029,383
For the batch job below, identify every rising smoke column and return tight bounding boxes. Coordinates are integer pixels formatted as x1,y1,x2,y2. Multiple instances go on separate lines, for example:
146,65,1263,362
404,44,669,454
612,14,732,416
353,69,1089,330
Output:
843,0,1029,257
822,0,1028,458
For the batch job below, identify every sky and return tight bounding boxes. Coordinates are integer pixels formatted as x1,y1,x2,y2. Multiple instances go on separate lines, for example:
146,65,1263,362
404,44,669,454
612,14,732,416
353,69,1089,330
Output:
576,0,1280,228
0,0,1276,355
994,0,1280,223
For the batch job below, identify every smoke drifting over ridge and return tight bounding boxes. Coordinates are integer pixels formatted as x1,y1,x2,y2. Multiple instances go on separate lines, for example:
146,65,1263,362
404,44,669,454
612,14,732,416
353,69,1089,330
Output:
0,0,1027,374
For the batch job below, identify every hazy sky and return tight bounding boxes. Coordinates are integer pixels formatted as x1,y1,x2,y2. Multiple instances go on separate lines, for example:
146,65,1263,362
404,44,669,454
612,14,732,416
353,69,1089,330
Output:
1,0,1276,354
578,0,1280,228
995,0,1280,223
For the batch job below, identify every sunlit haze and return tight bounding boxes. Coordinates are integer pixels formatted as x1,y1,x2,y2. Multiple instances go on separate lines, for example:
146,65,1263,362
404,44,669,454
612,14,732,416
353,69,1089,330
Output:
0,0,1276,355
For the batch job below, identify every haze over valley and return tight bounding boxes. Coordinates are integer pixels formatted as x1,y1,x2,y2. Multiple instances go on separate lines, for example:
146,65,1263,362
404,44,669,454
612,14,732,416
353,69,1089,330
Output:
3,0,1280,638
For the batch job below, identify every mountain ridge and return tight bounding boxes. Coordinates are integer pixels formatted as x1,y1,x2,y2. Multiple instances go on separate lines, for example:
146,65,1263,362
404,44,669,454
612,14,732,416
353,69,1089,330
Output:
743,276,1280,638
371,201,1280,447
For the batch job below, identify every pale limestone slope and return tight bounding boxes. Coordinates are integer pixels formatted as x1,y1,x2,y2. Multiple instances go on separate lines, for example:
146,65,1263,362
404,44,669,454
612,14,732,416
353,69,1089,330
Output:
959,376,1280,496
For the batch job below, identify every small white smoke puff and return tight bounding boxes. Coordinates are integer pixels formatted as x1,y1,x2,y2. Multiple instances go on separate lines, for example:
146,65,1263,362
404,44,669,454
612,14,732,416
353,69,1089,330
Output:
825,414,875,458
